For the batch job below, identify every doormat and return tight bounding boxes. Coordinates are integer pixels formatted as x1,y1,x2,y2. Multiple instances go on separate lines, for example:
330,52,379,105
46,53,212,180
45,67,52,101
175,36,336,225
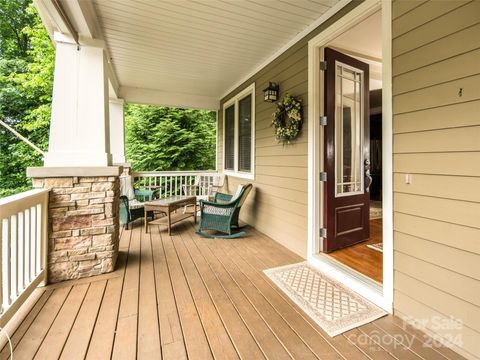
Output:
264,262,386,337
367,242,383,253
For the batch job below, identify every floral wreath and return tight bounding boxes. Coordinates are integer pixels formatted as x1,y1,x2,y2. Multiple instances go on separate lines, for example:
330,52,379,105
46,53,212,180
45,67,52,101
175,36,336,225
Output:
271,94,303,144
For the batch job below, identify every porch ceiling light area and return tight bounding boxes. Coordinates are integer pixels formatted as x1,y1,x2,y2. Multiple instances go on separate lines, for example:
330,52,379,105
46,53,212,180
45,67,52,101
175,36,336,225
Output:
88,0,346,105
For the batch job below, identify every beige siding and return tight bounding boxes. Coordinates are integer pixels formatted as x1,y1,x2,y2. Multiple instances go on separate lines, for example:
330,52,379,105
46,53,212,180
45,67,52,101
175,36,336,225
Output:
392,1,480,359
217,2,361,257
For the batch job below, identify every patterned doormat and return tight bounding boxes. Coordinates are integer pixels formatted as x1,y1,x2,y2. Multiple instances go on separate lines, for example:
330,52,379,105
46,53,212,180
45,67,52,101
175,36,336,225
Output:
367,242,383,253
264,262,386,337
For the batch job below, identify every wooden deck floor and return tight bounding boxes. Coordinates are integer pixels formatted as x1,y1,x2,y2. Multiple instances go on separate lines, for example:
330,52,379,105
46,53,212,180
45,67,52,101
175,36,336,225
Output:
0,219,465,360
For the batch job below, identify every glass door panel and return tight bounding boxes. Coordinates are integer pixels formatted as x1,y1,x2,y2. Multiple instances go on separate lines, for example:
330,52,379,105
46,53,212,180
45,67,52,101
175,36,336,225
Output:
335,62,364,197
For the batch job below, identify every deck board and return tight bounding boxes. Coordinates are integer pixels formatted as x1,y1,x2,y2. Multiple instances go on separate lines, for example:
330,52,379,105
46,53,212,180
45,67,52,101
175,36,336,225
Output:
13,286,71,359
35,283,89,359
60,280,107,360
210,229,342,357
161,230,213,360
185,227,292,359
111,224,141,360
177,225,265,359
150,225,187,359
197,230,317,359
0,218,466,360
171,231,239,359
137,228,162,359
0,289,53,360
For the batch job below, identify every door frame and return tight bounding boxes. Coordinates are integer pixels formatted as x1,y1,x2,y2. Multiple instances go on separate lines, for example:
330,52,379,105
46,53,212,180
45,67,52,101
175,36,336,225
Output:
307,0,393,312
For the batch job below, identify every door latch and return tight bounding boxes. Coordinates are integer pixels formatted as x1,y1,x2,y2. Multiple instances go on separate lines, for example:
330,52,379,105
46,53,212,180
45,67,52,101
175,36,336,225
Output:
319,172,327,182
320,228,327,238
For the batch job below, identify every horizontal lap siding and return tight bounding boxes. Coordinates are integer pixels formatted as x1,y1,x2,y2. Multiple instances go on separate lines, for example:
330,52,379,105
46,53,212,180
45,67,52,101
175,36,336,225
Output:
392,1,480,359
217,3,360,257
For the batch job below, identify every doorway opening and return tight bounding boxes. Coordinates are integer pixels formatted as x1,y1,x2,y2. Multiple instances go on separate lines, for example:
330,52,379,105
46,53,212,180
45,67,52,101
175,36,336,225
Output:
323,11,384,284
321,11,383,284
307,0,392,312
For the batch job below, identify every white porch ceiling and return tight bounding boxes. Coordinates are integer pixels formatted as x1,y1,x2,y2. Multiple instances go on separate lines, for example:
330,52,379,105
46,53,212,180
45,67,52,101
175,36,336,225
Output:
89,0,344,107
37,0,350,109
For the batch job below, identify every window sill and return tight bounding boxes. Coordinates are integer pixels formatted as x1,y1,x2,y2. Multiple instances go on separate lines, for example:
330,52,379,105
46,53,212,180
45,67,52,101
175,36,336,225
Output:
223,170,255,180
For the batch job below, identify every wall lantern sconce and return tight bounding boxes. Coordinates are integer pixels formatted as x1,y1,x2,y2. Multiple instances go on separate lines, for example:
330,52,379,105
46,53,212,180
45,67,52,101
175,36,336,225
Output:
263,82,279,102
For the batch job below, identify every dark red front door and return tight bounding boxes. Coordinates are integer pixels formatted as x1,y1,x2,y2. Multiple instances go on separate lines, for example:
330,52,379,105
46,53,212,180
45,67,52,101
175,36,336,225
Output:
323,47,371,253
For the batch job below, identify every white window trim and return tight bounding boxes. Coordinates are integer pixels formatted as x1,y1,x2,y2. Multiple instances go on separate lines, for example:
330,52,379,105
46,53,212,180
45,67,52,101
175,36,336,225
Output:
222,83,255,180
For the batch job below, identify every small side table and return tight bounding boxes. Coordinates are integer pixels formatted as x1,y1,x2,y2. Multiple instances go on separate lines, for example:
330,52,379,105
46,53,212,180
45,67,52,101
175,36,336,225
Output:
144,195,197,235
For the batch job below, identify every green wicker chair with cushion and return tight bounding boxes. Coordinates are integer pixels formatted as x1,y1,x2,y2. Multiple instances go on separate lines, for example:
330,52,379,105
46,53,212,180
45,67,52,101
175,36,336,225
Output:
196,183,253,238
119,189,156,230
119,175,157,229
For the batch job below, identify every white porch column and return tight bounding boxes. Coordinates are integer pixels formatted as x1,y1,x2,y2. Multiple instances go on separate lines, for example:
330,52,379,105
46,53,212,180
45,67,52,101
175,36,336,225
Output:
109,99,126,164
44,33,112,167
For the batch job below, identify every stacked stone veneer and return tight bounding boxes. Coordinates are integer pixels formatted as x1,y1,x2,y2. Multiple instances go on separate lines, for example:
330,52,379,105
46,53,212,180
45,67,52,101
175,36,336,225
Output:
32,176,120,283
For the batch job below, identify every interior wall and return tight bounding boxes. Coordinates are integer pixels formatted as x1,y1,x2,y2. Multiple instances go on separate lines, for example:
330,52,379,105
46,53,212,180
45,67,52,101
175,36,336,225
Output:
218,2,362,257
391,1,480,359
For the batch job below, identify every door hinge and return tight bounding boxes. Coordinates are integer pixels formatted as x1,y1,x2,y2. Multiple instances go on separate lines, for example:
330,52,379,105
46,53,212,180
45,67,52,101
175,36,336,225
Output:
319,172,327,182
319,116,327,126
320,228,327,238
320,61,327,71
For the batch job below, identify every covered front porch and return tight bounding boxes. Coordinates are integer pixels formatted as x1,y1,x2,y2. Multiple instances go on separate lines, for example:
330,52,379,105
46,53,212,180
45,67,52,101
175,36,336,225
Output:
0,219,462,360
0,0,476,358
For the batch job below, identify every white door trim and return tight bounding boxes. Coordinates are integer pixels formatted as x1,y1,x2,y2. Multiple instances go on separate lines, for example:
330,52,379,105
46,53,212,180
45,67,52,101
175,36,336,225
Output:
307,0,393,312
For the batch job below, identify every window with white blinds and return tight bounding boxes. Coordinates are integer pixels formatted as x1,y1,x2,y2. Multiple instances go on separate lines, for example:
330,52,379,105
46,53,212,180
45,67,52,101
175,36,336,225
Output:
224,104,235,170
223,83,255,179
238,95,252,172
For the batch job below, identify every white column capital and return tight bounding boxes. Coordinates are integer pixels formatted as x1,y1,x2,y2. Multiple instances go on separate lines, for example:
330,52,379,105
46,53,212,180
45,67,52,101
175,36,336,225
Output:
109,98,125,105
53,31,106,49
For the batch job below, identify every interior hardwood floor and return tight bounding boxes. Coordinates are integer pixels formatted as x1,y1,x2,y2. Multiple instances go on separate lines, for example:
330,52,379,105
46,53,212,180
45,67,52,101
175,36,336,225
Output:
327,218,383,284
0,218,465,359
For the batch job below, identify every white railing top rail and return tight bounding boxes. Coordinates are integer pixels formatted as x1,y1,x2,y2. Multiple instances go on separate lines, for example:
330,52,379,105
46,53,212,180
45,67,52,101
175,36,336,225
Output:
132,170,217,176
132,171,221,197
0,189,50,218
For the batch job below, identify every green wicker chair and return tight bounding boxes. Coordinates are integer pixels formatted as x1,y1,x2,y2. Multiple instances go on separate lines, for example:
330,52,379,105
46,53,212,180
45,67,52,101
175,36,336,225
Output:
196,183,253,238
119,189,156,230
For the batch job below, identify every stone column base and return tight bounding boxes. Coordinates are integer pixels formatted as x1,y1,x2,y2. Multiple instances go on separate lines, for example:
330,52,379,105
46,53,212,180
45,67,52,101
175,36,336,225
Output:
28,167,122,283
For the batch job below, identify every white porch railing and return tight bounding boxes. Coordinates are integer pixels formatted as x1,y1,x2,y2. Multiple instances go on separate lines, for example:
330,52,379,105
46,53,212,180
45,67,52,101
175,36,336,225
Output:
132,171,218,198
0,189,49,326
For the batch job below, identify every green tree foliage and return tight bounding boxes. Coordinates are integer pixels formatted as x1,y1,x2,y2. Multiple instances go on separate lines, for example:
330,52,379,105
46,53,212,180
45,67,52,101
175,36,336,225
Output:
0,1,217,197
0,1,54,197
125,104,216,172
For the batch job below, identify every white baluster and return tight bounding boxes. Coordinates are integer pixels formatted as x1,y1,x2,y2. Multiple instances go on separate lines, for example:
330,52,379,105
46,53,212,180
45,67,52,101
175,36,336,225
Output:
36,204,42,274
24,208,30,285
2,218,11,309
30,206,36,282
18,211,24,293
10,215,17,301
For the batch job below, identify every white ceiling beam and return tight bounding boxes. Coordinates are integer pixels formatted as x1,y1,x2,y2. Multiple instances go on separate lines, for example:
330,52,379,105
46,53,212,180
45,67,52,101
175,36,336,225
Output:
34,0,76,41
119,87,219,111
